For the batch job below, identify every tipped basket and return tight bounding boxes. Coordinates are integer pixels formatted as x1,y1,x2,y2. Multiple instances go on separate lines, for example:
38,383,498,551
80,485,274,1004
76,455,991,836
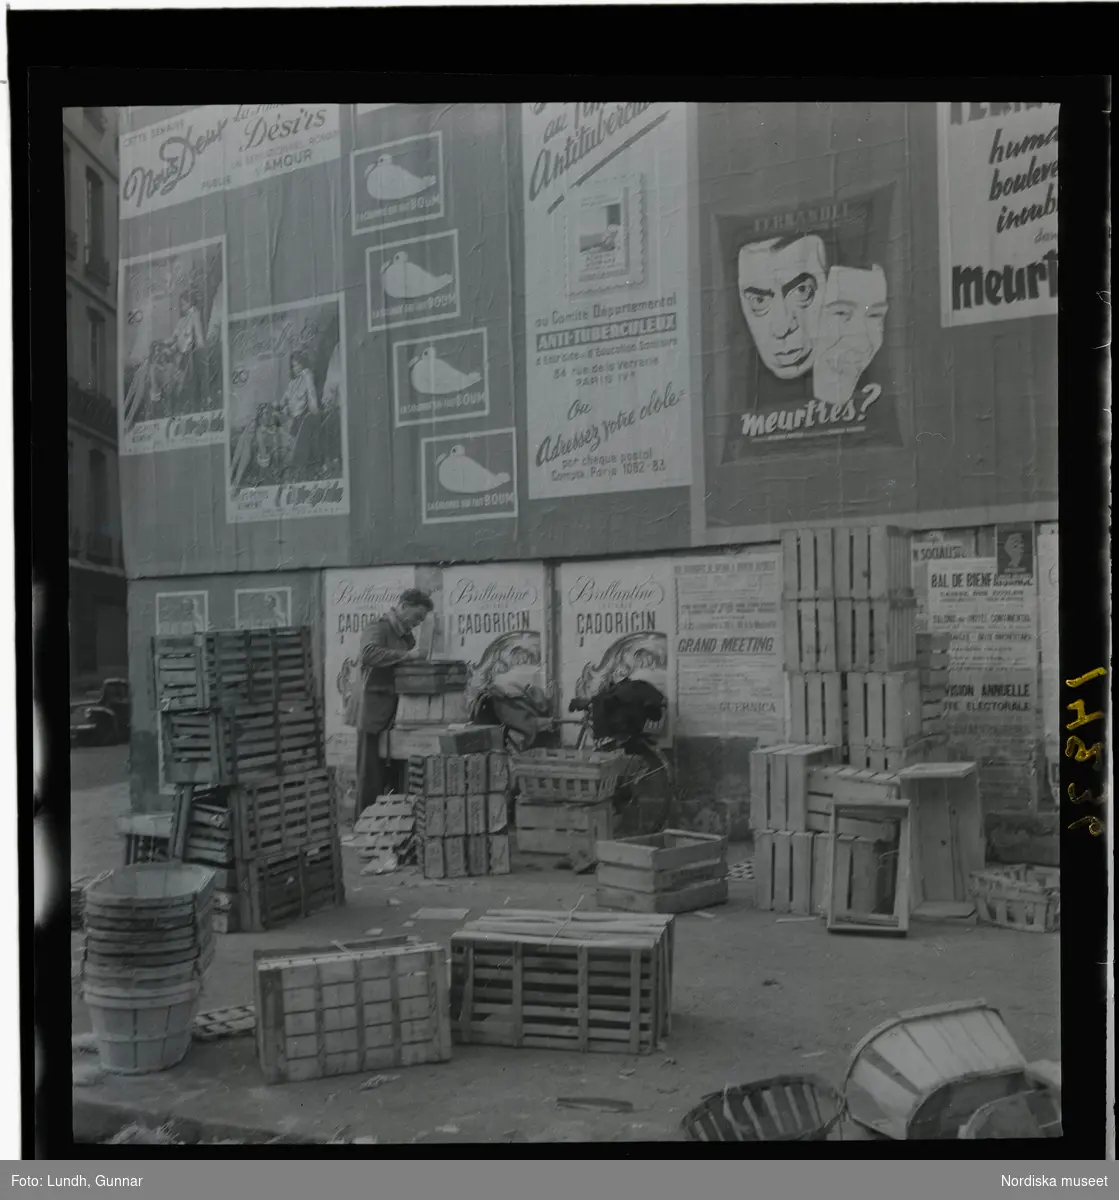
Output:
682,1075,843,1142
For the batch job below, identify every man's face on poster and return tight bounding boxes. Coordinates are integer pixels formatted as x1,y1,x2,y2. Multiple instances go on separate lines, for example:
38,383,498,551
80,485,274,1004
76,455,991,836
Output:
1004,533,1025,569
738,235,827,379
812,265,888,407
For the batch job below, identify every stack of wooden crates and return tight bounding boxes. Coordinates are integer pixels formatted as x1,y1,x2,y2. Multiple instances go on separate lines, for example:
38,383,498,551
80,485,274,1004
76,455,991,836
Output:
155,628,343,933
753,526,968,925
409,751,512,878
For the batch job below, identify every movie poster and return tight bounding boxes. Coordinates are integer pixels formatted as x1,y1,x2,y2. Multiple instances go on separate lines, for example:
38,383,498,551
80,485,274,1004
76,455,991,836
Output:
522,103,692,500
322,568,416,768
234,587,292,629
672,550,784,742
226,295,349,522
119,238,228,455
712,187,902,458
442,563,551,723
556,558,675,744
937,102,1059,327
155,591,209,794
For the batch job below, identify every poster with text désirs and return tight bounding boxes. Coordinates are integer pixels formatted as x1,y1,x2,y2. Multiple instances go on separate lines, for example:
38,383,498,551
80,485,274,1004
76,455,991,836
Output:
522,103,691,499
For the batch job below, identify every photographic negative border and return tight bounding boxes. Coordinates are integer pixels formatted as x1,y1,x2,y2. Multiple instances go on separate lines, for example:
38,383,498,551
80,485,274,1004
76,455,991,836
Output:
365,229,461,334
392,327,490,429
419,426,519,525
350,130,445,237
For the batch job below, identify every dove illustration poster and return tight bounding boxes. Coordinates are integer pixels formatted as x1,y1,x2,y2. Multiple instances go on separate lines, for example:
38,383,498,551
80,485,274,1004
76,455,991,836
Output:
155,591,209,794
323,567,416,768
521,103,692,501
556,558,676,744
118,238,228,456
225,295,350,523
392,328,489,427
351,131,444,234
711,187,902,460
442,563,552,716
366,230,461,333
234,587,292,629
936,103,1059,328
119,104,341,221
421,428,518,524
672,551,784,741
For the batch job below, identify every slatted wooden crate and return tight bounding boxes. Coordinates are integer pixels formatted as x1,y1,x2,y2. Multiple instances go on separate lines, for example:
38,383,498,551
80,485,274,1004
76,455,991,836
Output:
595,830,728,914
349,795,416,865
439,725,505,754
750,743,840,833
515,800,612,866
832,526,913,599
160,700,323,785
782,528,838,599
444,836,467,878
489,752,511,792
787,673,845,745
117,813,173,865
395,692,469,726
827,798,911,937
407,756,446,797
846,735,950,773
753,829,816,914
488,834,511,875
835,597,917,672
232,769,336,860
451,919,668,1054
236,838,345,933
386,726,454,760
970,866,1060,933
394,660,469,695
511,748,628,804
846,671,922,749
443,756,467,796
254,938,451,1082
783,600,838,672
465,753,489,794
154,628,315,712
805,767,904,837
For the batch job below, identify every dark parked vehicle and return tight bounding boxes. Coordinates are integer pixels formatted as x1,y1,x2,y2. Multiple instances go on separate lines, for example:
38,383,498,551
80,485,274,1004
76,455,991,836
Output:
69,678,131,746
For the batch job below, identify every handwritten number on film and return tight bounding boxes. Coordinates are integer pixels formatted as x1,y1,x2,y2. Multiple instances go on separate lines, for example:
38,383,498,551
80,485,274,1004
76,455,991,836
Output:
1064,668,1108,836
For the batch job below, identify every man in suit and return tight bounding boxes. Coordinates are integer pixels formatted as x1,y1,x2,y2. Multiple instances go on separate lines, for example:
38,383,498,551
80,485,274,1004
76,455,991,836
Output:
347,589,434,816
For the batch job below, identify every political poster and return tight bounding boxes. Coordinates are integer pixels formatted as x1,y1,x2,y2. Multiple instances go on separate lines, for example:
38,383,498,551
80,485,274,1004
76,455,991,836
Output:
234,587,292,629
226,295,349,522
522,103,692,500
442,563,551,723
556,558,675,744
323,568,416,769
911,530,976,633
711,187,903,459
119,104,341,220
119,238,228,455
937,102,1059,327
155,591,209,794
672,550,784,742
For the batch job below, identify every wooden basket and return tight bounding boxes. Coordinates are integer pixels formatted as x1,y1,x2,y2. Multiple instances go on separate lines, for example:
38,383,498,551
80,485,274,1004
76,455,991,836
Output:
682,1075,843,1142
154,628,315,712
843,999,1029,1139
970,866,1060,933
83,979,202,1075
957,1088,1063,1139
83,863,215,911
510,748,628,803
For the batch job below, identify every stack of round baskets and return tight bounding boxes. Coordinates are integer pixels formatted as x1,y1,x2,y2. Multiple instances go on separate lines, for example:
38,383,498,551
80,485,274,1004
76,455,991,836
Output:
80,864,216,1074
682,1076,844,1142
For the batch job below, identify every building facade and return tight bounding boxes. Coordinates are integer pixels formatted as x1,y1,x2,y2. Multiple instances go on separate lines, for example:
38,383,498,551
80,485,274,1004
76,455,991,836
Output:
65,106,127,692
114,103,1060,822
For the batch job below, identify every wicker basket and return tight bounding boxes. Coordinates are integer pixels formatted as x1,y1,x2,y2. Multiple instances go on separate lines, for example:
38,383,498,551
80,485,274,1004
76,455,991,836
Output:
970,865,1060,933
682,1075,843,1142
510,748,628,803
958,1088,1063,1139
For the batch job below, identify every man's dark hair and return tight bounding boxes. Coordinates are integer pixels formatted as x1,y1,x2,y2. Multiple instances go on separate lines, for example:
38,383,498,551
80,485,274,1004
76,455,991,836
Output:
399,588,434,613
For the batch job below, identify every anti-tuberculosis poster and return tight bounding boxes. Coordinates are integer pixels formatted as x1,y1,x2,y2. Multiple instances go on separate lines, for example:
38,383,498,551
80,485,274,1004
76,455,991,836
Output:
712,186,902,459
119,238,228,455
226,295,350,522
522,104,692,499
937,102,1059,327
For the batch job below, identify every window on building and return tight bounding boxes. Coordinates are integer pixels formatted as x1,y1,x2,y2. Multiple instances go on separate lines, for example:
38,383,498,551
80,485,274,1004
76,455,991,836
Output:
88,448,108,535
88,310,105,393
84,169,105,263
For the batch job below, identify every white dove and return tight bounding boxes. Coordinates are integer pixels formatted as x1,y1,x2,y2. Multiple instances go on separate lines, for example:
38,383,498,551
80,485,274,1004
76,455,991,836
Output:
409,347,482,396
381,251,454,300
365,154,437,202
437,446,511,495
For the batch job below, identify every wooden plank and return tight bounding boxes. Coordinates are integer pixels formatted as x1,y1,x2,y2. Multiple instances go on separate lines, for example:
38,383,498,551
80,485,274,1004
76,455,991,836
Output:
595,878,728,915
754,831,774,912
488,834,510,875
444,837,467,879
467,834,488,877
790,831,814,915
811,833,832,915
596,857,725,895
772,831,793,913
815,600,837,671
849,838,879,913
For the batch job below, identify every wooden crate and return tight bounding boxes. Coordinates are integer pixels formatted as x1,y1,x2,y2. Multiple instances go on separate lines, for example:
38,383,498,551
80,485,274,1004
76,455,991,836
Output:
971,866,1060,933
423,837,445,879
810,833,832,915
444,795,467,837
117,813,172,866
351,796,417,864
439,726,505,754
444,836,467,878
467,835,488,877
395,692,469,726
407,755,446,797
787,674,845,745
805,767,902,837
515,800,612,866
154,628,315,712
487,792,509,833
846,735,950,773
450,925,666,1054
846,671,922,749
827,798,911,936
443,755,467,796
236,838,345,933
750,743,839,833
832,526,913,599
232,769,336,860
782,528,838,599
394,661,468,695
161,701,323,785
466,793,487,836
753,829,816,914
595,830,728,914
511,748,628,804
488,835,511,875
489,752,511,792
835,597,917,671
465,753,489,794
783,599,838,672
254,939,451,1083
387,726,453,760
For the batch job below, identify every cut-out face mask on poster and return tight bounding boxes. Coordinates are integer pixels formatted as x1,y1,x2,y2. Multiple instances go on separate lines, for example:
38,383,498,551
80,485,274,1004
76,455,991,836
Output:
812,265,888,409
737,235,827,380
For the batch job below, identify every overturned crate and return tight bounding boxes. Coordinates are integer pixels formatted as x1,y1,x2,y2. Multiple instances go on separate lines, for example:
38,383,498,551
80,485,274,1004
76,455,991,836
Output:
254,937,451,1083
236,838,345,933
451,911,672,1053
595,830,728,914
